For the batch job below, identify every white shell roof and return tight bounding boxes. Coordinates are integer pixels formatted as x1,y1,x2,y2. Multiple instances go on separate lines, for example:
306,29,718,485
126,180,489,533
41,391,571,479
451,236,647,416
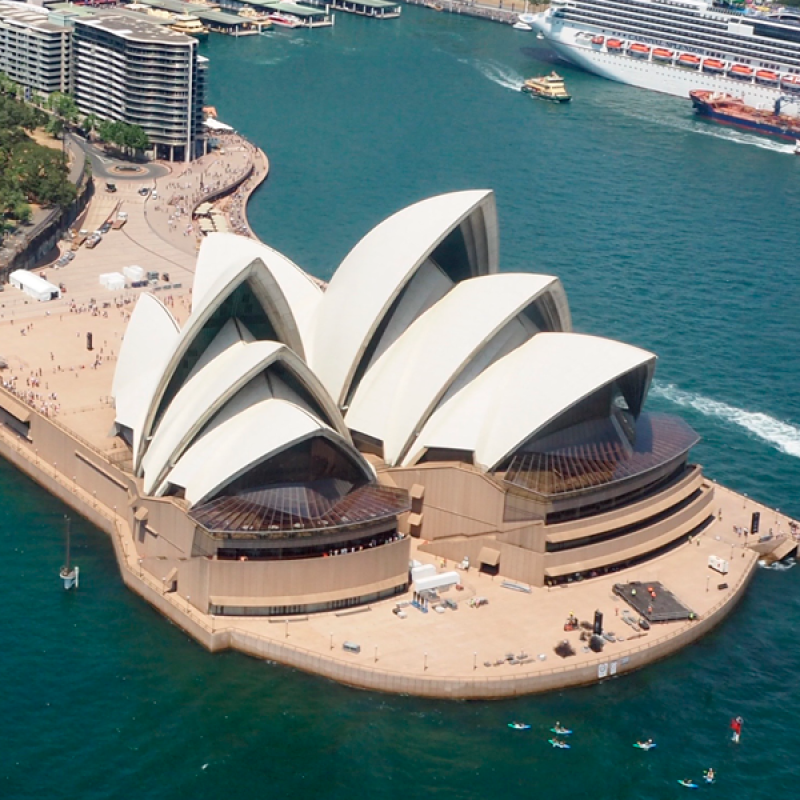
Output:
140,340,349,495
111,293,180,461
134,255,310,470
403,332,656,470
344,273,564,465
193,233,322,351
309,190,499,406
164,398,372,506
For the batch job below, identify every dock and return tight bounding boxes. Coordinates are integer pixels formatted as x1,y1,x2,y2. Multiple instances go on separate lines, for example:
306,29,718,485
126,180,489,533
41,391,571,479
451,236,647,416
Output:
132,0,264,33
310,0,401,18
219,0,334,27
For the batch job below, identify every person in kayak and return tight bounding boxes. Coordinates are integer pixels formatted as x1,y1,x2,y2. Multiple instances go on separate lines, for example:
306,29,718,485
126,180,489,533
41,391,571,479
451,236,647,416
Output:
637,738,654,748
704,768,715,782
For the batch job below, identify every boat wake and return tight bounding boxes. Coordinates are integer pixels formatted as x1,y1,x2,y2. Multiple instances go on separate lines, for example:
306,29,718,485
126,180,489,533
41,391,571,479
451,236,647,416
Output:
470,59,525,92
759,557,796,571
689,122,796,155
651,383,800,458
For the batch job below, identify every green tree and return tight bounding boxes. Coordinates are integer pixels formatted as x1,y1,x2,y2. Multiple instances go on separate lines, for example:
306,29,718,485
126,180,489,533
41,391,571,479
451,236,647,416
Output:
46,115,65,138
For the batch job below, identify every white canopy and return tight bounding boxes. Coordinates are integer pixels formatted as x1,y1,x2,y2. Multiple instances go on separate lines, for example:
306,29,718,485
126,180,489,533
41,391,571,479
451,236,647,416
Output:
140,339,349,494
309,190,499,406
9,270,60,302
404,332,656,470
164,398,370,506
112,294,180,458
345,273,565,465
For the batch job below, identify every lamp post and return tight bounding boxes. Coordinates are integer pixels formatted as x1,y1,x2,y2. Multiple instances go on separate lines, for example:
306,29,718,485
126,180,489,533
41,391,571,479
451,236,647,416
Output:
473,651,477,670
424,652,428,671
330,632,333,651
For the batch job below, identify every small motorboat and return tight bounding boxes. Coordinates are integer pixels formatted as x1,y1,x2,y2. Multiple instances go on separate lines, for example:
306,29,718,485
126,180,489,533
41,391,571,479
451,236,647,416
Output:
678,53,701,67
606,38,624,51
513,21,533,30
591,34,604,45
756,69,779,84
652,47,674,61
268,11,303,27
508,722,531,730
628,42,650,58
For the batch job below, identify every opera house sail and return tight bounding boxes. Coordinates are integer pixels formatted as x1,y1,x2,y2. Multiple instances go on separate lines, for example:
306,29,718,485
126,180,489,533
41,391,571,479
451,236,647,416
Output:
111,188,711,617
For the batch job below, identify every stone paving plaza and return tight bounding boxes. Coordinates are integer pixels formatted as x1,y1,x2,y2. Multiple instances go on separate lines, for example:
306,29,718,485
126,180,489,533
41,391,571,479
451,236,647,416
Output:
0,142,795,696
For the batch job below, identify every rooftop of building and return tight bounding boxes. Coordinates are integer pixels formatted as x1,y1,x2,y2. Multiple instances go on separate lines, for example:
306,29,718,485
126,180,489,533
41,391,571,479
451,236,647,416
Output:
73,9,197,44
0,0,69,32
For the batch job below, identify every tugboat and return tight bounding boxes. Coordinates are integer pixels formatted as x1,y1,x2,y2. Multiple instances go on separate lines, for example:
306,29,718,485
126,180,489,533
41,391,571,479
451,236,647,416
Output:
522,72,571,103
690,89,800,143
59,515,79,590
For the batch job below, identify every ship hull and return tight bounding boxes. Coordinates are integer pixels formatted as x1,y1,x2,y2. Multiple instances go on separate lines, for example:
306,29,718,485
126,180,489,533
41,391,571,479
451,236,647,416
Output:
531,10,791,108
691,95,800,142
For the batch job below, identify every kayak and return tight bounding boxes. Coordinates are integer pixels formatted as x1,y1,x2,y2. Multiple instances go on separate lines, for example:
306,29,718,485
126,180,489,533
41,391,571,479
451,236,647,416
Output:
548,739,570,749
550,727,572,735
633,742,656,750
508,723,531,730
678,780,698,789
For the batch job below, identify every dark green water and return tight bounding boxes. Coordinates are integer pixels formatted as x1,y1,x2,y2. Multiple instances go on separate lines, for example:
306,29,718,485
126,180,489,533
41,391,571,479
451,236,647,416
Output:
3,8,800,798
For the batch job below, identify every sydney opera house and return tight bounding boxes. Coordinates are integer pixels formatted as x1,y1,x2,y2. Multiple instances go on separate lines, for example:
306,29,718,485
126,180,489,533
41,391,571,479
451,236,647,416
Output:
111,189,713,617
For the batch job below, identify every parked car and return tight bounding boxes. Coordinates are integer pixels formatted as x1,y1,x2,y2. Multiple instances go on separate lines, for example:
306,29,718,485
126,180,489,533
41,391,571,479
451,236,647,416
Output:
99,222,112,234
138,187,150,196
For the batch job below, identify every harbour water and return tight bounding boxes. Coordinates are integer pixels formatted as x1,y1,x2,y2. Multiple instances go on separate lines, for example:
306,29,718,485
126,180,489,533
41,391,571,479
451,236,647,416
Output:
3,8,800,798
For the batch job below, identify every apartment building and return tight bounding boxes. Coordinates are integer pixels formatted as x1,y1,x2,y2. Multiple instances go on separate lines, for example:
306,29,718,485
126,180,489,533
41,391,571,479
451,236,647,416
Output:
72,12,206,162
0,1,70,95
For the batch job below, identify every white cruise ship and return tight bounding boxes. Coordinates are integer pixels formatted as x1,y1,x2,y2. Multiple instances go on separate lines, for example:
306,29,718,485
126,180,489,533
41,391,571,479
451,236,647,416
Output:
530,0,800,107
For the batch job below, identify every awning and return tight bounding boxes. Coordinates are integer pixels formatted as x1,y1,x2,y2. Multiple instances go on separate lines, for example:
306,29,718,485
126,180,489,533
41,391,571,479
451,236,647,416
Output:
204,117,234,132
479,546,500,566
194,202,213,215
209,575,404,609
0,394,31,424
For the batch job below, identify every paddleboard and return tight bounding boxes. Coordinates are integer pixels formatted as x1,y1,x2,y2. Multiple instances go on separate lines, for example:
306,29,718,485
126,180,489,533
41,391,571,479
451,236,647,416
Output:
548,739,570,749
677,780,698,789
633,742,656,750
508,723,531,730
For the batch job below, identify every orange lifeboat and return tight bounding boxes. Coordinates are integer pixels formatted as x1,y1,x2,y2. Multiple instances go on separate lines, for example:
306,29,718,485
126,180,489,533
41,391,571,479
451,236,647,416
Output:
756,69,779,84
606,39,624,51
628,43,650,58
702,58,725,73
678,53,701,67
729,64,754,79
652,48,674,61
781,74,800,91
592,35,604,45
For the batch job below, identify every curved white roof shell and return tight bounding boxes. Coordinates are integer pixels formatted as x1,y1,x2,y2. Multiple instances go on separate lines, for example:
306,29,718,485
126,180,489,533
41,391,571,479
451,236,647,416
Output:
193,233,322,350
111,294,180,460
309,190,499,406
163,398,373,506
140,340,349,495
134,255,311,469
403,332,656,471
345,273,566,465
